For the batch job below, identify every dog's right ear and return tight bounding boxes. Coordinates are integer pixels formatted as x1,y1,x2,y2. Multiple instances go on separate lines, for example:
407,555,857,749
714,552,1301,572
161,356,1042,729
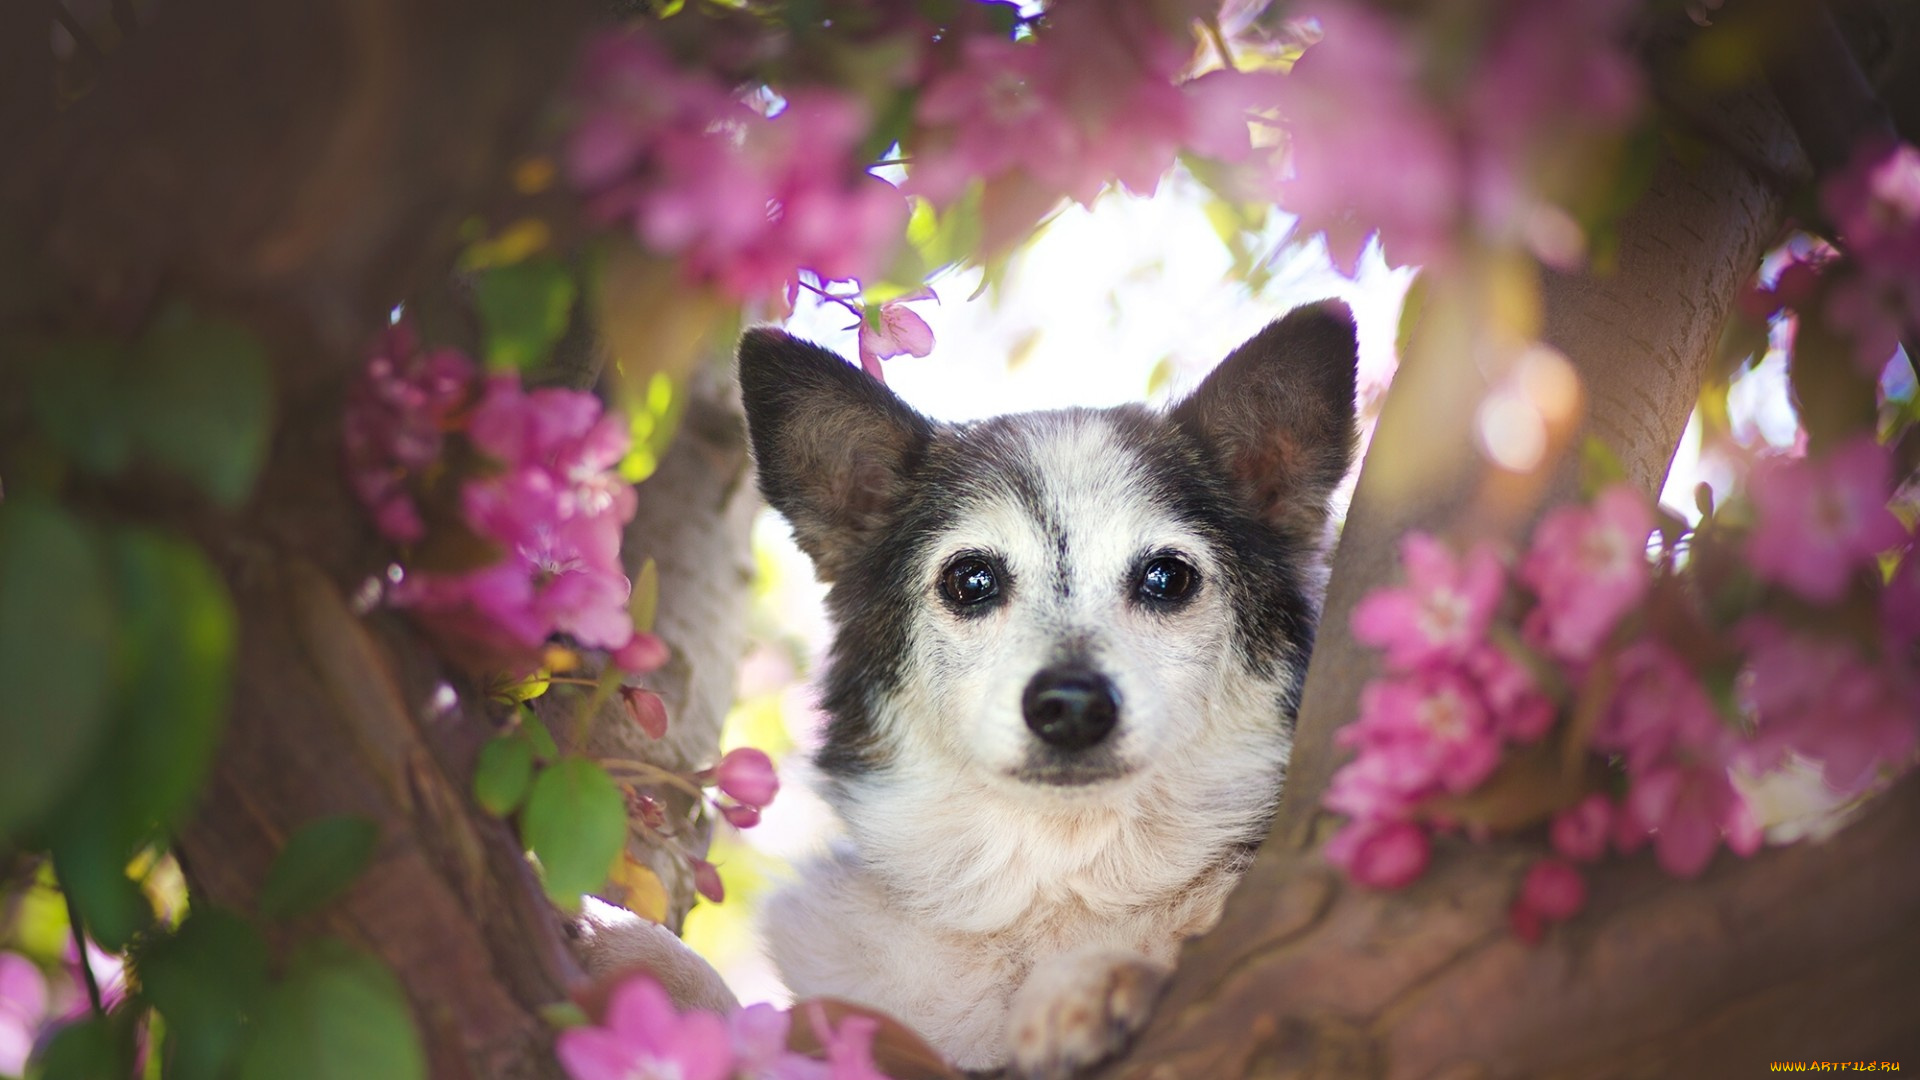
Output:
738,329,934,580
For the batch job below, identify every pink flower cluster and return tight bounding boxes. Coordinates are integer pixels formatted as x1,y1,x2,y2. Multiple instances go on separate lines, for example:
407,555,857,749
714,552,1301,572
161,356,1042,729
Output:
343,322,475,543
1819,139,1920,373
567,35,906,301
909,4,1274,209
1328,460,1918,932
347,324,660,674
1275,0,1641,272
558,977,893,1080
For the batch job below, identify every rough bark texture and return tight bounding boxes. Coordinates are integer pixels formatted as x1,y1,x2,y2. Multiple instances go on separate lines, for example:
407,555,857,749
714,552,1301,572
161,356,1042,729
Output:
1104,11,1920,1079
1106,775,1920,1079
3,1,753,1076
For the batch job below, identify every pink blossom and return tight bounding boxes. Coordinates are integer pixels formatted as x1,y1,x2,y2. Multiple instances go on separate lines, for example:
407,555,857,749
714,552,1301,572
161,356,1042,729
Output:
1886,548,1920,647
909,7,1269,211
385,369,642,668
1550,794,1614,862
568,35,906,300
1823,139,1920,264
342,322,476,543
1341,668,1503,796
1351,533,1506,670
1622,759,1759,878
60,939,126,1021
729,1003,793,1078
1519,485,1653,661
1745,435,1907,603
1594,641,1729,774
721,803,762,830
805,1003,890,1080
1742,623,1918,796
1819,140,1920,372
1278,4,1460,272
716,748,779,809
1509,858,1587,943
1277,0,1640,272
1461,644,1556,743
1739,254,1824,323
556,977,732,1080
1323,746,1425,823
1324,819,1431,890
0,953,48,1077
856,291,938,381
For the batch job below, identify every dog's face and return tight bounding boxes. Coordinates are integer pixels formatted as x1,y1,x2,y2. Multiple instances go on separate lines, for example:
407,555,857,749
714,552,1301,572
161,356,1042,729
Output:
739,304,1358,803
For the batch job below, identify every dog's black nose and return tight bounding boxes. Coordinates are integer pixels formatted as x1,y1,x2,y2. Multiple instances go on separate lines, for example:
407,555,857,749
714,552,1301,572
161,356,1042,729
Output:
1022,667,1119,751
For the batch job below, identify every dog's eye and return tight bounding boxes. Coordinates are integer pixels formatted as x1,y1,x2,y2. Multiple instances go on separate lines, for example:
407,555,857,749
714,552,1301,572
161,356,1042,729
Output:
1137,557,1197,603
941,556,1001,606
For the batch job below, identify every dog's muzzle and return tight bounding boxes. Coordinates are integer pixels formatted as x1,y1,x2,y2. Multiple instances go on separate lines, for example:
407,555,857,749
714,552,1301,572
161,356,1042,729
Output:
1021,665,1119,752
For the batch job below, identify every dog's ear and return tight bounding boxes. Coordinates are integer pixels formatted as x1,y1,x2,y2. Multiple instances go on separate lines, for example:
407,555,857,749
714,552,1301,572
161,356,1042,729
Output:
1170,300,1359,539
738,329,933,580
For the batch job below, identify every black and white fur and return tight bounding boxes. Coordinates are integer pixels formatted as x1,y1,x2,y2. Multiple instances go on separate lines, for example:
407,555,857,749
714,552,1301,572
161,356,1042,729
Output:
739,303,1359,1077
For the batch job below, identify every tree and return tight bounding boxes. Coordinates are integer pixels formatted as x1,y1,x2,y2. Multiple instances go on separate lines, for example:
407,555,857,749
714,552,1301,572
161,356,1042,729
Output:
0,1,1916,1078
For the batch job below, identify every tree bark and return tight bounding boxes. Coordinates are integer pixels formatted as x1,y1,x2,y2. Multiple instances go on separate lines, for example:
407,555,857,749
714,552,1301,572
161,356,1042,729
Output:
1106,11,1920,1078
0,1,759,1076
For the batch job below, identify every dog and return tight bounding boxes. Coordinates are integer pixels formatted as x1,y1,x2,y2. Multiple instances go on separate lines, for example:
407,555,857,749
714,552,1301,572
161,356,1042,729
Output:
738,300,1359,1078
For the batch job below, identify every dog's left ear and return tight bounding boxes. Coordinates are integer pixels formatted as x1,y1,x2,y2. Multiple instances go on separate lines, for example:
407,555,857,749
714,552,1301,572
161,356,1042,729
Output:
1170,300,1359,539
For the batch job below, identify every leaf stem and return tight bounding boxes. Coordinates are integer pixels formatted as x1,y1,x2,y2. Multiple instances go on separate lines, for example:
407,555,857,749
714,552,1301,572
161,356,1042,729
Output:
64,892,106,1018
602,758,708,802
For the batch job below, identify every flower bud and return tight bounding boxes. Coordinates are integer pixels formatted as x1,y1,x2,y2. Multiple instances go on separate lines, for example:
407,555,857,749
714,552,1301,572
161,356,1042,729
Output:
691,857,724,903
714,747,778,809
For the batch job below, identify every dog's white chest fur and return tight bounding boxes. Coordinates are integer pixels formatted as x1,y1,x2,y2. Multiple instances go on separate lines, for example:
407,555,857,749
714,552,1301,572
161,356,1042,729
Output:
766,768,1267,1069
739,302,1359,1076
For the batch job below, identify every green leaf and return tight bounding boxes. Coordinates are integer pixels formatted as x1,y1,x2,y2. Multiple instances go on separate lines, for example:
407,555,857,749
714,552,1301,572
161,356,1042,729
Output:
629,557,659,634
100,528,235,841
521,758,626,911
256,816,380,921
1578,436,1628,497
31,1015,132,1080
134,908,269,1080
28,336,136,475
132,314,274,507
519,704,559,760
473,258,578,372
50,841,151,952
235,940,425,1080
0,499,116,840
42,527,233,951
473,735,534,817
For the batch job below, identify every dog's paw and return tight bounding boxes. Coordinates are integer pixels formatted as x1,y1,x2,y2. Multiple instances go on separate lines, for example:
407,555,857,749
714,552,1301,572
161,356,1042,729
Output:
1005,949,1169,1080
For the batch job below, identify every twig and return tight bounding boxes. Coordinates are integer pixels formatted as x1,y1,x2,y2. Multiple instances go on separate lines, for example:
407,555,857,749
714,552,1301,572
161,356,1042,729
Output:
602,757,708,802
795,277,865,319
1202,15,1237,71
64,892,106,1018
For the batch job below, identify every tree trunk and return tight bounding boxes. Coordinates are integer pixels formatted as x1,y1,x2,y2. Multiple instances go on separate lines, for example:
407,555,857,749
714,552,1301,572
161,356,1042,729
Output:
1104,12,1920,1078
4,1,754,1075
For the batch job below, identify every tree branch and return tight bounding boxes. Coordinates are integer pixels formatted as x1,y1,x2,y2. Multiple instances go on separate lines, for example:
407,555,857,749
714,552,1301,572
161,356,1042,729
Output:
1106,774,1920,1077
